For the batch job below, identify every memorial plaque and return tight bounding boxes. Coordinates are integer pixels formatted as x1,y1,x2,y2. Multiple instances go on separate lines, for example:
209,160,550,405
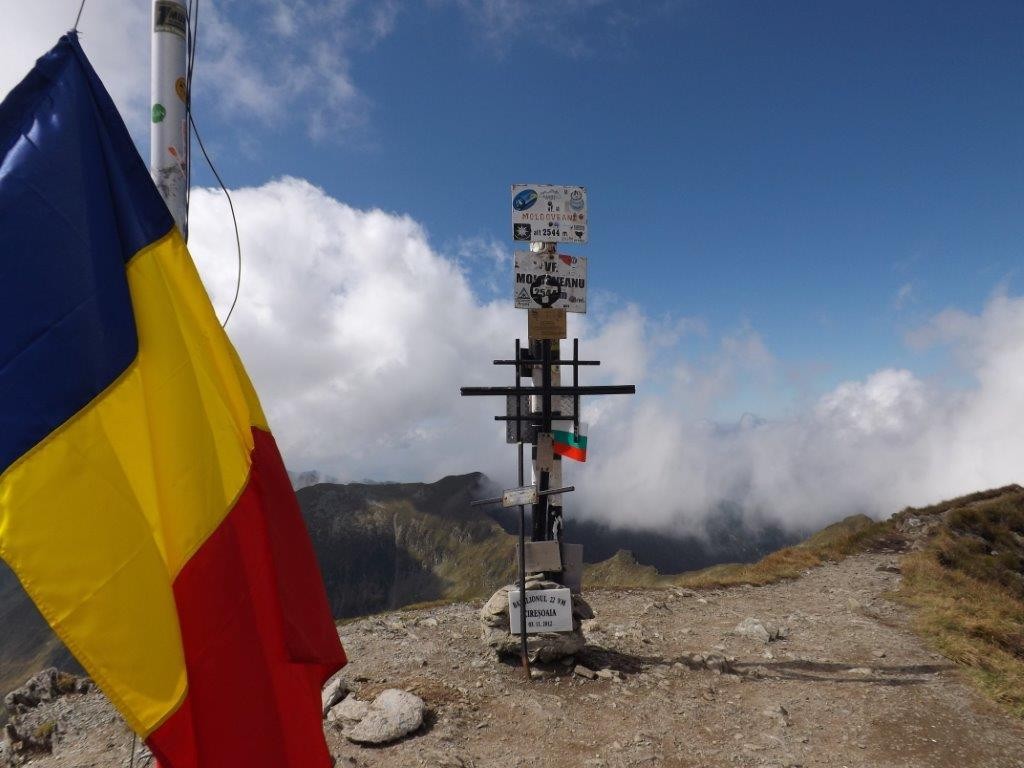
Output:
507,587,573,633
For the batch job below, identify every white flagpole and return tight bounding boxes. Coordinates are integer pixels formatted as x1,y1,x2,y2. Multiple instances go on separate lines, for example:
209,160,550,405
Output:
150,0,188,233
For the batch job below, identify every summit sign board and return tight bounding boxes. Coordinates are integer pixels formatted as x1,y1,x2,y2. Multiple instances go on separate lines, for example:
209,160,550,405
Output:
514,251,587,313
511,184,588,244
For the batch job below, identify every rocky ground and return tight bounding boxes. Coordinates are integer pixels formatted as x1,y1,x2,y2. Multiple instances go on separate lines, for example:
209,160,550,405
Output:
6,553,1024,768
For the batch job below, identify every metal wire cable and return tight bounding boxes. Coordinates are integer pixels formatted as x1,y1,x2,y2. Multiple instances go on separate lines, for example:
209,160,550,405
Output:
189,111,242,329
183,0,199,238
180,0,241,329
72,0,87,30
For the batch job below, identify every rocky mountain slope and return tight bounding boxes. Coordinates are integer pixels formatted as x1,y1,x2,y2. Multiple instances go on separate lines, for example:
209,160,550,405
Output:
4,471,667,708
299,472,801,620
5,476,1021,753
7,547,1024,767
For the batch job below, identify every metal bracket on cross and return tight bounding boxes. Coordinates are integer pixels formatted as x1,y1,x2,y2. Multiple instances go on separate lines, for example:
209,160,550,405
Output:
469,484,575,509
461,338,635,440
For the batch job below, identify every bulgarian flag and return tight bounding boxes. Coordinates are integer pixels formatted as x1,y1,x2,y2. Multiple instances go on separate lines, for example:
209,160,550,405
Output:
553,423,588,462
0,35,345,767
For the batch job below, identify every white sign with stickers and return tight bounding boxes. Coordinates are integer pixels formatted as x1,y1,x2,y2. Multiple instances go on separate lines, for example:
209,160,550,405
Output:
511,184,588,244
513,251,587,313
508,587,573,633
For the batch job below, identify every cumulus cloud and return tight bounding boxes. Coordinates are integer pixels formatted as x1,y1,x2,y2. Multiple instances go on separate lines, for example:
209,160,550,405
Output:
188,179,1024,537
188,178,520,483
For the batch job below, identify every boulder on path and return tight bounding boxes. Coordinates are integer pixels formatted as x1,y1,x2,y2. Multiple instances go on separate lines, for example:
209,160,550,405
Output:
321,676,350,717
480,579,593,662
734,617,786,643
574,664,597,680
328,697,369,725
344,689,425,745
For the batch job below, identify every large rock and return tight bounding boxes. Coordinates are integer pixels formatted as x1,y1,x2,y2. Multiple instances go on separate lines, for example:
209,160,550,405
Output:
734,617,786,643
328,696,369,725
321,676,350,717
480,579,592,662
344,689,424,745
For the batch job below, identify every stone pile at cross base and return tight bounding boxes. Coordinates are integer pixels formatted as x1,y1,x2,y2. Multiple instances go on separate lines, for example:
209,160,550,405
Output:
479,576,594,662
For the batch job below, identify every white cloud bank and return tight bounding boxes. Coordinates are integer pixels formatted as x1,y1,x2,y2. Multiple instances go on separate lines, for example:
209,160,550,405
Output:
189,179,1024,535
188,178,520,484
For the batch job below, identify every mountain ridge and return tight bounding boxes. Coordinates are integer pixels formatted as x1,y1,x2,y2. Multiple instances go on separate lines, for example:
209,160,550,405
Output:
0,470,800,714
12,471,1010,724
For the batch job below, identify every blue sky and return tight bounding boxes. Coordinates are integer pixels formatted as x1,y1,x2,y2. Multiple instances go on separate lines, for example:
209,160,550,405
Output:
178,0,1024,411
4,1,1024,527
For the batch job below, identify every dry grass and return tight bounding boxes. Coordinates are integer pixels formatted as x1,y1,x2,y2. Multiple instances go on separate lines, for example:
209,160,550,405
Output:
897,552,1024,717
32,719,55,742
672,513,895,589
892,487,1024,717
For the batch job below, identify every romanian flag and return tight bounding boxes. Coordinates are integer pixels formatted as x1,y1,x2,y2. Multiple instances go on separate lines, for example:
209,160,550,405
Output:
0,35,345,767
552,424,588,462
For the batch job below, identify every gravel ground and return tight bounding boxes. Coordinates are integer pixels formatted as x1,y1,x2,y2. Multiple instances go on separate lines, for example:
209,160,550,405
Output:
10,553,1024,768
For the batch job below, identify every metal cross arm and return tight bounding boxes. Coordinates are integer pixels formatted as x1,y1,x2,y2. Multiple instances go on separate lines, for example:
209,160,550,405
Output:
469,484,575,508
494,414,574,423
491,358,600,367
460,385,635,397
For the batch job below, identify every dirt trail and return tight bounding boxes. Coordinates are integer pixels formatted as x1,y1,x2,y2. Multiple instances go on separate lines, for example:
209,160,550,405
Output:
13,553,1024,767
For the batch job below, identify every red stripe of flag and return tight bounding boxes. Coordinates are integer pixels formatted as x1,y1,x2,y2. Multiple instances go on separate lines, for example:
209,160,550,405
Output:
554,444,587,462
148,428,345,768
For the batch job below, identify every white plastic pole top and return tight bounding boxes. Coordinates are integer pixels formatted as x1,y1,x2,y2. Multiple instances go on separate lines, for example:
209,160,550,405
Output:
150,0,188,234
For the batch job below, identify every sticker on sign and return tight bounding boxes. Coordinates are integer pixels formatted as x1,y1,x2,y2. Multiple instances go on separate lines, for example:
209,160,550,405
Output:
511,184,587,244
514,251,587,313
508,588,573,633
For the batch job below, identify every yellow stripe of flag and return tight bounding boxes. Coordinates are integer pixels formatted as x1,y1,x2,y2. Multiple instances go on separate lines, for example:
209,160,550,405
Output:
0,229,267,734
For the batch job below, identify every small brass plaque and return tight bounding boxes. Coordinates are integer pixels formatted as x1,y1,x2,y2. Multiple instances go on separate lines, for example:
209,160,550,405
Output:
528,308,567,340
